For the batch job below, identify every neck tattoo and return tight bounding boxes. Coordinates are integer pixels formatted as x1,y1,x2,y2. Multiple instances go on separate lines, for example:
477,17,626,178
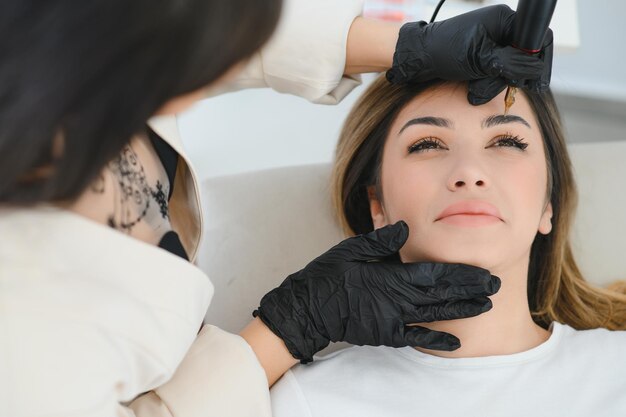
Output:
104,145,170,233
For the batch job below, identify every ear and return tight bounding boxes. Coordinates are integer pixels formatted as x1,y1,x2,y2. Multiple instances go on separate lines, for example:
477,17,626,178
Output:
367,186,388,229
538,202,553,235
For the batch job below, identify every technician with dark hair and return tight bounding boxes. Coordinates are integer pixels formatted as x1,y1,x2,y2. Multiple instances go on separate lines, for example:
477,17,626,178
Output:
0,1,552,416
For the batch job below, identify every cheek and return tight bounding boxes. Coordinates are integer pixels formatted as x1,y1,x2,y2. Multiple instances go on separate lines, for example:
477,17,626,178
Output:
380,159,445,263
492,154,550,266
380,160,439,225
506,158,549,226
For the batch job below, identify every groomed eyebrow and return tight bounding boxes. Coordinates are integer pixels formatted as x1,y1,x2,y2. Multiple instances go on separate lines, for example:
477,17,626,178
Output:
482,114,531,129
398,114,532,136
398,116,452,135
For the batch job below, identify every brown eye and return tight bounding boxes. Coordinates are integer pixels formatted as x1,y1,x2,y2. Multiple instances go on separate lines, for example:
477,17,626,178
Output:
408,137,447,154
491,134,528,151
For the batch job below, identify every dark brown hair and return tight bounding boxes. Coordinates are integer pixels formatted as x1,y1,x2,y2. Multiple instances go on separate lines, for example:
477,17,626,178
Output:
0,0,282,203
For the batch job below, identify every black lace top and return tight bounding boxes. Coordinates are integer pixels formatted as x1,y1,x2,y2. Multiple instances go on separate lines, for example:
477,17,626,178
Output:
148,127,189,261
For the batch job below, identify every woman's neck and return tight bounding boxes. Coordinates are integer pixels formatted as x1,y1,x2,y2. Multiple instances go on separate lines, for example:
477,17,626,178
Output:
63,132,173,246
414,260,551,358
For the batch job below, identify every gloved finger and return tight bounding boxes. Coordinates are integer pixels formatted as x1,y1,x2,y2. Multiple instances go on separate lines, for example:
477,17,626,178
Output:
424,277,501,302
399,262,497,289
431,265,500,291
384,263,499,306
406,297,493,322
402,325,461,351
467,77,508,105
527,29,553,93
328,220,409,262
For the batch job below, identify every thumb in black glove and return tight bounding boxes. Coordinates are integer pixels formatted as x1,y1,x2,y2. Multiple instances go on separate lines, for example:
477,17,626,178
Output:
254,221,501,364
386,5,553,105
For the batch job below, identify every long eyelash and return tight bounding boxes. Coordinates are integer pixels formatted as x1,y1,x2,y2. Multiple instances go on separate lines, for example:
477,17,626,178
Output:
493,134,529,151
408,137,446,154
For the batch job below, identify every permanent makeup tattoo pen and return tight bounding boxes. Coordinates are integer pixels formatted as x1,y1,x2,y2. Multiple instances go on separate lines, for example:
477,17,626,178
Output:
504,0,558,115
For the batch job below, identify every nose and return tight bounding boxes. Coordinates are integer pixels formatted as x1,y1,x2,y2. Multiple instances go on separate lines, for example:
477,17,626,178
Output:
451,179,486,188
446,159,490,192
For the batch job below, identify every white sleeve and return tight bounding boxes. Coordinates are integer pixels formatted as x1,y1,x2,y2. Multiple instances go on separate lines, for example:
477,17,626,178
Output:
129,325,272,417
270,370,313,417
219,0,364,104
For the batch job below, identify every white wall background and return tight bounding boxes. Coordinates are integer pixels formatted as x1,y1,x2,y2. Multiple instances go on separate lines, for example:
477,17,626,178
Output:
550,0,626,100
178,0,626,181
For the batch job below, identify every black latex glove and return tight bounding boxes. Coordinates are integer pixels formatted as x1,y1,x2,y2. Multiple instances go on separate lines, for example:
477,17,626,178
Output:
254,221,501,363
386,5,554,105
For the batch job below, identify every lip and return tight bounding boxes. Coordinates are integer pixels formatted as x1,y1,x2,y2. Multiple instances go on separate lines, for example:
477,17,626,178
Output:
436,200,503,225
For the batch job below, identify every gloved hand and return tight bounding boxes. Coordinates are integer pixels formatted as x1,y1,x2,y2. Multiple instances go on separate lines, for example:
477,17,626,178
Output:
254,221,501,363
386,5,553,105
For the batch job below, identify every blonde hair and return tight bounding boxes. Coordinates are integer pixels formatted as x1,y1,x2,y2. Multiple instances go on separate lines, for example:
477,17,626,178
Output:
331,75,626,330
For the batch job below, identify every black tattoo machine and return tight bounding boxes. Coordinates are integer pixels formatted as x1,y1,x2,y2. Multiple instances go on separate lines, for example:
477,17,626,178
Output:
504,0,558,114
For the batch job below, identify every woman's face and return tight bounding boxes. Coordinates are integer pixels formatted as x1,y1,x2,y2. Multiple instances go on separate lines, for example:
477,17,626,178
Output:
369,83,552,273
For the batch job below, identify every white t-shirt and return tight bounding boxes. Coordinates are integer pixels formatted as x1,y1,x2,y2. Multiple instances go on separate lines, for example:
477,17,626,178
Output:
270,322,626,417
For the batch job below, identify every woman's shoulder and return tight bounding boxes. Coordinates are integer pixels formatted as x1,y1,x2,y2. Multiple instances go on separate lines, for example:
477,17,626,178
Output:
0,206,211,415
0,273,198,417
556,322,626,359
278,344,405,390
558,322,626,341
310,344,399,368
271,346,397,416
1,310,132,416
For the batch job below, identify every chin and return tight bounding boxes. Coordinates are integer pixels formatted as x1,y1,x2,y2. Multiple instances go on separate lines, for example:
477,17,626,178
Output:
401,239,504,272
